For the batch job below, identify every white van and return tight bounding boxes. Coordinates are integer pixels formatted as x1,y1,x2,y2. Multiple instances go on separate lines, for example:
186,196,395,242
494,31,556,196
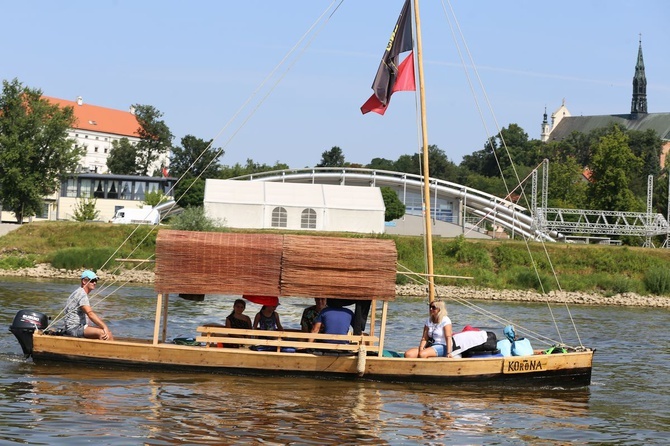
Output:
110,206,160,225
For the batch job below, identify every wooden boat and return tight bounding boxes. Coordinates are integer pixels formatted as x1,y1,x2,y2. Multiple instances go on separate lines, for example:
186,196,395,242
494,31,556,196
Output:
9,0,593,385
11,230,592,384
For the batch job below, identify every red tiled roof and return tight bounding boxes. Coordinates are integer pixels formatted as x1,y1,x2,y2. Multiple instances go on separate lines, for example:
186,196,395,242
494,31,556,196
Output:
44,96,139,138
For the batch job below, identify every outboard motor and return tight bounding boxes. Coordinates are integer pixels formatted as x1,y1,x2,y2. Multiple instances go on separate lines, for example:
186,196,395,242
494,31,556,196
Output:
9,310,49,358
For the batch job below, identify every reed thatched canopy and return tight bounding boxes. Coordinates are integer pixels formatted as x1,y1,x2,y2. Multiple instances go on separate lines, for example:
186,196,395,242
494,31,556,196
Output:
155,230,397,301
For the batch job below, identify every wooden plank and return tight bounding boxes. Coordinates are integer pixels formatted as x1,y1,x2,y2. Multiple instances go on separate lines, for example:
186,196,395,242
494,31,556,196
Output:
152,293,163,345
196,326,378,344
115,258,155,263
161,293,169,342
194,336,380,352
378,301,388,357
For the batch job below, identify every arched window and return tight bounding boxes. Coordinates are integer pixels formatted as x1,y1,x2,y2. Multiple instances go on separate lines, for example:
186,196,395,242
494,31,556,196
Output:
271,207,287,228
301,208,316,229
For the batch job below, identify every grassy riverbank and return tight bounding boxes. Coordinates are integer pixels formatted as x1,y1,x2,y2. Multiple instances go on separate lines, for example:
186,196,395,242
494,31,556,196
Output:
2,221,670,297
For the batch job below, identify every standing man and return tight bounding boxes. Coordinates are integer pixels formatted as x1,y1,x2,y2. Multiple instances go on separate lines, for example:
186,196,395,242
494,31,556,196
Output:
63,270,114,341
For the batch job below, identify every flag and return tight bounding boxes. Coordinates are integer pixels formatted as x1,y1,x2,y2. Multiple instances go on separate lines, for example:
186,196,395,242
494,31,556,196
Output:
361,0,415,115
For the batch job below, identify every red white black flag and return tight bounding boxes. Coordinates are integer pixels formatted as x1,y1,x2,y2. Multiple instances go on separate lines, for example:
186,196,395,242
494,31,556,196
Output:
361,0,416,115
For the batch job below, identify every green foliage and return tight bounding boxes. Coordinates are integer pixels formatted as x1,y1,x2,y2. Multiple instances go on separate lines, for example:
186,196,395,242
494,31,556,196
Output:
168,206,226,232
170,134,221,179
317,146,345,167
380,187,405,221
133,104,173,176
220,159,288,179
0,254,36,270
587,125,643,212
505,266,554,292
443,236,493,268
0,78,81,223
51,247,117,271
72,197,100,222
107,137,138,174
644,266,670,295
143,190,168,207
492,244,529,269
174,177,205,208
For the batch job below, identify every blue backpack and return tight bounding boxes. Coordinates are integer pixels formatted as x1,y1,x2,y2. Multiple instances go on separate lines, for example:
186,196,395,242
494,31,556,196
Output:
503,325,534,356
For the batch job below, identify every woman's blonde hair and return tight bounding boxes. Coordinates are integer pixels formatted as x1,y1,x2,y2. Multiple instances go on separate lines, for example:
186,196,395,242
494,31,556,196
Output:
430,300,448,323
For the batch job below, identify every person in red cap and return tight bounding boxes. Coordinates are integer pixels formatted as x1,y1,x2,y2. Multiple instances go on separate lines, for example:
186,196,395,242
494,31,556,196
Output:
63,270,114,341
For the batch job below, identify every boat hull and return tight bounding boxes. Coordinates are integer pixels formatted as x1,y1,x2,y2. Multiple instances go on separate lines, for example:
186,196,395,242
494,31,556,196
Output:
31,333,593,385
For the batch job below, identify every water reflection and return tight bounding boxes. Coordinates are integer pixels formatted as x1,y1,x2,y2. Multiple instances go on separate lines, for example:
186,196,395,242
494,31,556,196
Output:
1,278,668,444
2,361,594,445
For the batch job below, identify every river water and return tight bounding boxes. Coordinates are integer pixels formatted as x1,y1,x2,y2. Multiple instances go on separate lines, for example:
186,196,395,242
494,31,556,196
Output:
1,277,668,445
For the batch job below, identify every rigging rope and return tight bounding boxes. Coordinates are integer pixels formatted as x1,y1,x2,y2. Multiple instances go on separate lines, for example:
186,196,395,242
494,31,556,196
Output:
438,0,583,347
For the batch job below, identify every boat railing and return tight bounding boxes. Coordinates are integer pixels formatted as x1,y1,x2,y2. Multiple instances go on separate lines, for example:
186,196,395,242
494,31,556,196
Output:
196,326,380,354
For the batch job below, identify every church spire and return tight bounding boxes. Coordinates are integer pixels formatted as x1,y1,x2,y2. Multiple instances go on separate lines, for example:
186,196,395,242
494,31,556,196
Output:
630,34,647,118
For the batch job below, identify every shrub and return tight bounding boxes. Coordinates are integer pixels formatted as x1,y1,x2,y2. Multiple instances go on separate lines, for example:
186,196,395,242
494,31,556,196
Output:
0,255,35,270
444,236,493,269
143,190,169,207
492,244,529,269
644,266,670,295
506,267,554,292
168,206,226,232
51,247,117,271
72,197,100,222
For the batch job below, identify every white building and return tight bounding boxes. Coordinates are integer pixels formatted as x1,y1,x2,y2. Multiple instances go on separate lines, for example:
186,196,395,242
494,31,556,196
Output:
0,96,173,223
204,180,386,234
44,96,169,175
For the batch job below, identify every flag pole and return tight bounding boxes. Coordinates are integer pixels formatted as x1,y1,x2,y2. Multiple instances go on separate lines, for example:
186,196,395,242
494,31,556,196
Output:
412,0,436,303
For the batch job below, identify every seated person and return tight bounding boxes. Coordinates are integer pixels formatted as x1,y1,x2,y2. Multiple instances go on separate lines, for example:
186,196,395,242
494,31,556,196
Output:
301,298,327,333
404,300,452,359
253,305,283,331
310,299,354,344
226,299,252,330
63,270,114,341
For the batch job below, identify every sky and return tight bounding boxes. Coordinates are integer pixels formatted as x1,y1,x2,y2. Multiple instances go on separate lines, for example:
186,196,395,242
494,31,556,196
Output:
4,1,670,169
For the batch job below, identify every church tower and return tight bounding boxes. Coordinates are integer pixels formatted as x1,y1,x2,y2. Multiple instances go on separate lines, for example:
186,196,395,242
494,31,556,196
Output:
540,107,550,142
631,36,647,118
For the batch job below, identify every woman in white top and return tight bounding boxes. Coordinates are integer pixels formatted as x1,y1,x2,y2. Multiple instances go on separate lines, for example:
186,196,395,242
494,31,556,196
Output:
404,300,453,358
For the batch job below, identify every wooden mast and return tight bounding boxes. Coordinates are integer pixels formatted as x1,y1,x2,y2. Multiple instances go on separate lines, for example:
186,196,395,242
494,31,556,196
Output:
412,0,435,303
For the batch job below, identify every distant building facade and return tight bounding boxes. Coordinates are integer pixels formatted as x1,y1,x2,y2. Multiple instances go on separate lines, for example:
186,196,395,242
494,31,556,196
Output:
1,173,175,223
0,97,173,223
541,39,670,167
204,180,386,234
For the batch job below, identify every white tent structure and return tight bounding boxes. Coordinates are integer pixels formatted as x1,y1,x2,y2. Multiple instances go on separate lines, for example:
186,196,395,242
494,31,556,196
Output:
204,180,385,234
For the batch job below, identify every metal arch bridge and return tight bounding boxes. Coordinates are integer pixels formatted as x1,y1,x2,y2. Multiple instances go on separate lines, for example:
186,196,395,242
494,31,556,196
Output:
232,167,555,242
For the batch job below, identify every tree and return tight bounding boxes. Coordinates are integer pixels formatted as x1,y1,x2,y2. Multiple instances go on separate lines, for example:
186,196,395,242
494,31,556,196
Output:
107,138,137,174
72,197,100,222
170,134,222,179
587,125,643,212
219,159,289,179
0,79,80,223
174,177,205,208
367,157,396,171
317,146,345,167
460,124,530,177
143,190,169,207
546,156,587,208
133,104,173,176
380,187,405,221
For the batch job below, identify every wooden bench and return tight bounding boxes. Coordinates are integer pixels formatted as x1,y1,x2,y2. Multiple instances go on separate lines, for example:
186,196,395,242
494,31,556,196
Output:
195,326,380,353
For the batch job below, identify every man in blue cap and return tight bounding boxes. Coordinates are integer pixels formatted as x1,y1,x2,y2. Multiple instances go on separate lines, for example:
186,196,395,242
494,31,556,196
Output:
63,270,114,341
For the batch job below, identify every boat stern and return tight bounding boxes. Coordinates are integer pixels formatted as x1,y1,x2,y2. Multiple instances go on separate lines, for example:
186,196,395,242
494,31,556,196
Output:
9,310,49,357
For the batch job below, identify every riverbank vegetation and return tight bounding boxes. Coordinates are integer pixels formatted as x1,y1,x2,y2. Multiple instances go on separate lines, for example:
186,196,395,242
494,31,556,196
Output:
2,221,670,296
